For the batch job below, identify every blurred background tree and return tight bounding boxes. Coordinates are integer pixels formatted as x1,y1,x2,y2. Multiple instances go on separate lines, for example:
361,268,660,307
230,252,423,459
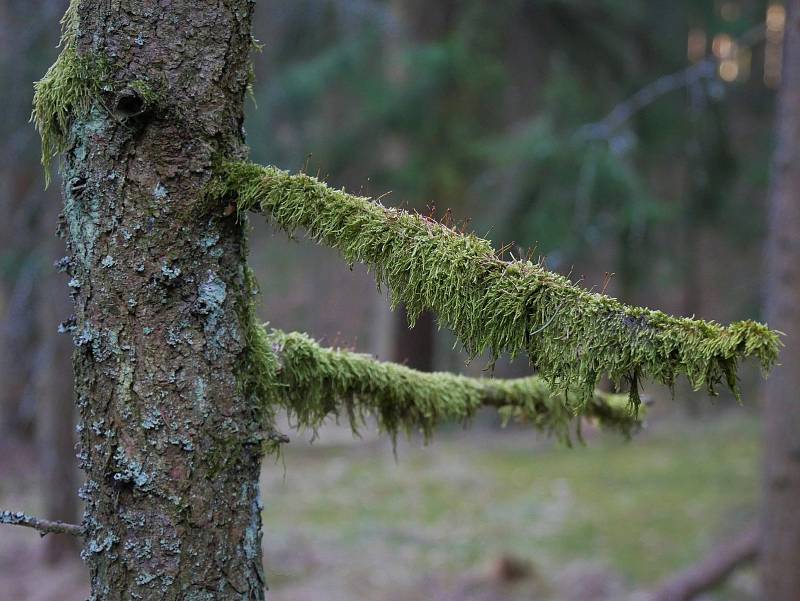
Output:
0,0,79,564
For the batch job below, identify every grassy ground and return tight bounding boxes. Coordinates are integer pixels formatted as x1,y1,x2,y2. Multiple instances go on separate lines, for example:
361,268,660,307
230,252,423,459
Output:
262,412,760,599
0,411,760,600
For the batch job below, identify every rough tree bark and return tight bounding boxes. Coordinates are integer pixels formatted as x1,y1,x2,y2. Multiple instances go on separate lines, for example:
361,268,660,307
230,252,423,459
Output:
61,0,265,598
762,1,800,599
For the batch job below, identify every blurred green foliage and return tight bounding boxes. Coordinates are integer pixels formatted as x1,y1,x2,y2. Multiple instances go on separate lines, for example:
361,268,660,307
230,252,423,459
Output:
249,0,775,317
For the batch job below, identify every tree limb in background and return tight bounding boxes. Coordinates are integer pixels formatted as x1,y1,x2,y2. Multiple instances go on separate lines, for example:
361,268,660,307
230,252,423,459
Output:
263,328,641,444
576,25,767,143
649,525,758,601
211,162,780,411
0,510,83,537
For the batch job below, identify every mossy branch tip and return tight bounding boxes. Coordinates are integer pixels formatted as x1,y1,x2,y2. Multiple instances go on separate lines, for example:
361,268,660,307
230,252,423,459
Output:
214,161,780,409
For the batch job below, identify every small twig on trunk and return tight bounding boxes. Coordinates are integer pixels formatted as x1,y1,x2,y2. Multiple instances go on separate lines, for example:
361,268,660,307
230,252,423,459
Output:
649,524,759,601
0,510,84,537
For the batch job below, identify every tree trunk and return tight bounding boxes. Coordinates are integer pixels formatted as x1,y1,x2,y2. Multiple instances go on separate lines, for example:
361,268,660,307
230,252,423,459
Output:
762,1,800,599
385,0,458,374
393,305,436,371
63,1,265,598
0,258,39,439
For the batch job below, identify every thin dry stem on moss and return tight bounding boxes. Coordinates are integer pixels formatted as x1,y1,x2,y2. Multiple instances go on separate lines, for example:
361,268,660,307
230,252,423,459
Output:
213,161,781,410
263,328,641,444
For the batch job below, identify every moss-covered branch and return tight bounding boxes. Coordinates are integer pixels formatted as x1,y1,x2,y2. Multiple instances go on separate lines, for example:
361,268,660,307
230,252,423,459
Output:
214,161,780,408
264,328,641,443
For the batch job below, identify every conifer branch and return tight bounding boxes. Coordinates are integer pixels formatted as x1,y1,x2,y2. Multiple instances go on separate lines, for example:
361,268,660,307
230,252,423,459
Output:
576,24,766,143
265,328,641,443
0,510,84,537
215,162,780,409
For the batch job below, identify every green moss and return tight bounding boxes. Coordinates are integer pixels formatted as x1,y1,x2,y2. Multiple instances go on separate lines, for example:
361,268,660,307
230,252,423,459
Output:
236,265,282,456
128,79,163,112
246,36,264,107
31,0,108,185
263,328,640,445
214,161,780,410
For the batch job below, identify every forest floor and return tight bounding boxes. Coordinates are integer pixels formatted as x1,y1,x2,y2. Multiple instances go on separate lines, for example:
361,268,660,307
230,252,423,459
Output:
0,411,760,600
